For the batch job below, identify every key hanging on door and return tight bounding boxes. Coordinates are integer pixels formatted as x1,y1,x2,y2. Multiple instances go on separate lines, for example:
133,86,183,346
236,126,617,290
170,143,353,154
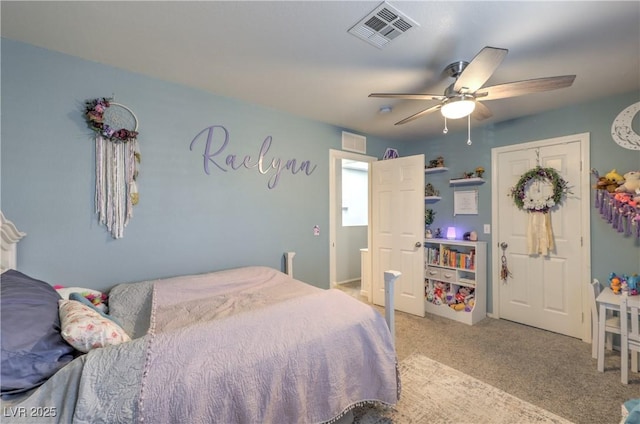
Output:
499,242,512,281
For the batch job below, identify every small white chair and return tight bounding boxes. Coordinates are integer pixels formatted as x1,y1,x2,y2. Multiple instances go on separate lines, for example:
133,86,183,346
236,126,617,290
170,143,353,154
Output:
590,279,620,359
620,294,640,384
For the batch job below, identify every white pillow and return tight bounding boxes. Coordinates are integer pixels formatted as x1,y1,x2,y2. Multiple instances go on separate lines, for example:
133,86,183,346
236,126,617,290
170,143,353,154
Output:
56,287,107,312
56,286,103,300
58,300,130,353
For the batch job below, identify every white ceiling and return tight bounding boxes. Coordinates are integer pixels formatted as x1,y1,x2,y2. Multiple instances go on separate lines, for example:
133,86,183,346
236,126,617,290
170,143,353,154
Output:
2,1,639,142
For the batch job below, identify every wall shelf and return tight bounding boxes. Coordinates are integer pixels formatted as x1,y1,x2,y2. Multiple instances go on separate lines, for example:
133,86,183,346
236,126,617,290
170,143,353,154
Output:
449,177,485,186
425,167,448,174
425,196,442,202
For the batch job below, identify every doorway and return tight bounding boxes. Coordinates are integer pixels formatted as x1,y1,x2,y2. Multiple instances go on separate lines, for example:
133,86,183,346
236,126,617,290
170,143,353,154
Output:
329,149,376,293
491,133,591,340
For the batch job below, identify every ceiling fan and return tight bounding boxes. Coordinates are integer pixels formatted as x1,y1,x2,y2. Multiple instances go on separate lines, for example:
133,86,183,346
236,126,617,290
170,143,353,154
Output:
369,46,576,126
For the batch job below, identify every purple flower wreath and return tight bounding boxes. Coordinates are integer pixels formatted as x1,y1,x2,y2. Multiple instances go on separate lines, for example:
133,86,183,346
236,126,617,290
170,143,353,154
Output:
85,98,138,142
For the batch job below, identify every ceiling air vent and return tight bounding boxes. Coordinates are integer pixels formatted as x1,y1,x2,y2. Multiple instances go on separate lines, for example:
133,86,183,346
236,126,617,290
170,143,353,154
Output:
348,2,418,49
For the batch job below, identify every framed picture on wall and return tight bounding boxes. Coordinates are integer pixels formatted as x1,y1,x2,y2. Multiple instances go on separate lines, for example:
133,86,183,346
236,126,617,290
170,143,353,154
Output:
454,190,478,215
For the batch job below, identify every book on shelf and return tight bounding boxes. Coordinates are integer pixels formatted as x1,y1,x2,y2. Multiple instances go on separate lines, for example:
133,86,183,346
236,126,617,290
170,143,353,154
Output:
439,246,475,270
426,246,440,265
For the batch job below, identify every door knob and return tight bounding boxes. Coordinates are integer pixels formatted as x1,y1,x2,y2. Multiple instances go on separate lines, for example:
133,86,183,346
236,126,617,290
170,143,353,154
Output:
415,241,422,248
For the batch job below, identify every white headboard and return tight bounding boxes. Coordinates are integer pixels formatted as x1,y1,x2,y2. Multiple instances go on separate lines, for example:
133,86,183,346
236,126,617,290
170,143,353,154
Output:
1,211,26,271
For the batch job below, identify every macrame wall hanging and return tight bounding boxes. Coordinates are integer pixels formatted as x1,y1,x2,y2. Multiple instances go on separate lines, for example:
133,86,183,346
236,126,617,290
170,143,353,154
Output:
509,150,570,255
85,97,140,239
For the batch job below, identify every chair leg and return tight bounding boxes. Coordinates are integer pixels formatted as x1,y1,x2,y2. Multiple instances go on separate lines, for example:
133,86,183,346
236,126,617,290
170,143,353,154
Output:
605,333,613,351
622,347,629,384
598,304,607,372
592,326,599,359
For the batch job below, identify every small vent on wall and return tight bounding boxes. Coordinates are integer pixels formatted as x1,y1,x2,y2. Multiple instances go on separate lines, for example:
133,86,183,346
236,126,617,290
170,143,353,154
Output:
348,1,418,49
342,131,367,154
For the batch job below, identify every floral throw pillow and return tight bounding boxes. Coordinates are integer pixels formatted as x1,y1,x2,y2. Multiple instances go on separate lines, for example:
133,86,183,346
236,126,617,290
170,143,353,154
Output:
58,299,131,353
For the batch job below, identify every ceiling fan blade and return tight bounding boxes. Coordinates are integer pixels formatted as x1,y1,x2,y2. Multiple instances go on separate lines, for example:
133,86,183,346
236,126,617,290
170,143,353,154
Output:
472,101,492,120
395,104,442,125
476,75,576,101
369,93,444,100
454,46,508,93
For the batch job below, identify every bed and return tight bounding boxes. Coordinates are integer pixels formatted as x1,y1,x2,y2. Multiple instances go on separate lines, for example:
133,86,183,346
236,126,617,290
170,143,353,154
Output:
0,213,399,423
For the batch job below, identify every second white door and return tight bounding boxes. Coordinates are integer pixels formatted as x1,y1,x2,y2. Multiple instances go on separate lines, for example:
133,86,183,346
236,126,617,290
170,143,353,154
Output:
492,134,589,338
371,154,425,317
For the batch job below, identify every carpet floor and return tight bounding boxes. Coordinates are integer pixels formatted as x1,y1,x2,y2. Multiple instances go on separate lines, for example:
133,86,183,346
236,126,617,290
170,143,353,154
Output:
336,281,638,424
354,353,572,424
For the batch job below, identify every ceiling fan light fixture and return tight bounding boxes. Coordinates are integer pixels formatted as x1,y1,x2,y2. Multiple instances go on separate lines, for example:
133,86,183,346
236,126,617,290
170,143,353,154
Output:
440,96,476,119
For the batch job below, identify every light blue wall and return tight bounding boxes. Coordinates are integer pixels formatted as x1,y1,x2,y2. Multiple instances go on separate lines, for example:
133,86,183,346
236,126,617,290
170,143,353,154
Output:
2,39,639,306
0,39,391,291
403,91,640,311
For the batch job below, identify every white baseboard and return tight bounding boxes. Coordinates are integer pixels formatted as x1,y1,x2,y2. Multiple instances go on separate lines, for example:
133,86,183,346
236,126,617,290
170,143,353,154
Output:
336,278,360,285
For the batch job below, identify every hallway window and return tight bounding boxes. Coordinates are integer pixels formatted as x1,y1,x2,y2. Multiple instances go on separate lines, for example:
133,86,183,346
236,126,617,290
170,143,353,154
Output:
342,160,368,226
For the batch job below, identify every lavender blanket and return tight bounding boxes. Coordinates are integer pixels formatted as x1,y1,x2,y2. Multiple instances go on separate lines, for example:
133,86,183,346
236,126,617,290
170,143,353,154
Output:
139,266,399,424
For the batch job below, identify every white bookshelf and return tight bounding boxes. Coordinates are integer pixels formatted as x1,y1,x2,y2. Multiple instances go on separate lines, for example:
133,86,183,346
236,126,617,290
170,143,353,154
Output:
424,239,487,325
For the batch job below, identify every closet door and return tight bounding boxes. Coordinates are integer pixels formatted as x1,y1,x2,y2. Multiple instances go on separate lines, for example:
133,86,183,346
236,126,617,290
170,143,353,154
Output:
493,134,588,338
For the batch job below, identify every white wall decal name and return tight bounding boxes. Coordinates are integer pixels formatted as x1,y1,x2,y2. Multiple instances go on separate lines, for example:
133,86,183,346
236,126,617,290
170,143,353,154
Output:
190,125,317,189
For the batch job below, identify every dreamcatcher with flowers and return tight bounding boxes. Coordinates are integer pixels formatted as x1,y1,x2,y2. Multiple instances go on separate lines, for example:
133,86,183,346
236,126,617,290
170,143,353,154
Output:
85,97,140,239
509,161,570,255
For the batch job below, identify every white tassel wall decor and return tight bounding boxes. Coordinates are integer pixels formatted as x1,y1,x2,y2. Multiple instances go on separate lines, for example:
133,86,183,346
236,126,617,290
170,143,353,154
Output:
86,98,140,239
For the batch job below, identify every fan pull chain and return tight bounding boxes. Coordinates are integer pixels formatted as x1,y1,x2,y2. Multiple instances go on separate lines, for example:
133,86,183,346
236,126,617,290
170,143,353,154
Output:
443,117,448,134
466,114,472,145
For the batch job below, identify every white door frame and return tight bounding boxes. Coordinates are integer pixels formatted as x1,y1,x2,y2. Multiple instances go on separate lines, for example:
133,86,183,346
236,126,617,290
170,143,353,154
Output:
329,149,376,289
490,132,592,342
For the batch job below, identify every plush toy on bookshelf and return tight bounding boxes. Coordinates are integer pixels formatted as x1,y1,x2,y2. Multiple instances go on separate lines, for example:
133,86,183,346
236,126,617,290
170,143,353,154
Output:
425,283,476,312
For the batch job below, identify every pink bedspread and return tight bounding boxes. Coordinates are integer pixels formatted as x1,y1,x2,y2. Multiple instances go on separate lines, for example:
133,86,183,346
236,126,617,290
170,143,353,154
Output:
138,267,399,424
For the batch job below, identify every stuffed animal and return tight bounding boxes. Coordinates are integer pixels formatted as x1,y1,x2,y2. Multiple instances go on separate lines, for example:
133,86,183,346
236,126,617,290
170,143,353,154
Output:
605,169,625,185
433,281,447,305
455,287,473,304
614,192,638,207
445,291,457,305
609,273,622,295
426,286,434,302
616,171,640,193
594,176,619,193
465,298,476,312
627,274,640,296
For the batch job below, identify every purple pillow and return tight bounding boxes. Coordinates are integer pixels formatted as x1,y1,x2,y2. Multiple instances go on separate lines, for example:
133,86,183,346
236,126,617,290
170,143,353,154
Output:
1,270,76,395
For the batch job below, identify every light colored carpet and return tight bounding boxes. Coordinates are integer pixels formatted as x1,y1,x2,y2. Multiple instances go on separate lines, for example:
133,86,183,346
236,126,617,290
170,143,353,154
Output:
355,354,573,424
336,281,637,423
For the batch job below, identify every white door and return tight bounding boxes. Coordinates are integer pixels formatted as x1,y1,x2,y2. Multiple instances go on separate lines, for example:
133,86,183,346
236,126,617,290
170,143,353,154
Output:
492,133,590,339
371,154,425,317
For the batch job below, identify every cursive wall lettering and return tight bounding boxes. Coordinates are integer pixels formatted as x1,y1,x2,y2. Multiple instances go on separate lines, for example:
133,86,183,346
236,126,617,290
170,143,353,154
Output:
190,125,317,189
